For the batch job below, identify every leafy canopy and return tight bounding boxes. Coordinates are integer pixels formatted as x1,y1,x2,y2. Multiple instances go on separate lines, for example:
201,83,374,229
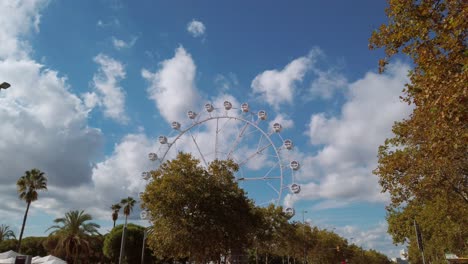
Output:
369,0,467,261
141,153,260,263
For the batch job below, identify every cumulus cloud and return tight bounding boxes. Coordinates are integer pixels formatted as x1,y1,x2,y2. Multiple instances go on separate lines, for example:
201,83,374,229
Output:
0,0,48,60
187,19,206,37
0,0,113,234
251,48,322,109
284,63,412,208
142,46,201,123
338,222,403,259
269,114,294,130
112,36,137,50
308,68,348,99
91,134,156,215
89,53,128,123
214,73,239,92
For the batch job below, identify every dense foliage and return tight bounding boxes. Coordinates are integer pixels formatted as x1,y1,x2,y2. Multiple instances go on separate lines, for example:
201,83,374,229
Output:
141,153,261,263
103,223,154,264
140,153,391,263
369,0,467,262
45,210,101,263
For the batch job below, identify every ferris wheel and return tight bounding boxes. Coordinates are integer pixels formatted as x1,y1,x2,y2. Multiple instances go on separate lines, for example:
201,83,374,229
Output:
142,100,300,217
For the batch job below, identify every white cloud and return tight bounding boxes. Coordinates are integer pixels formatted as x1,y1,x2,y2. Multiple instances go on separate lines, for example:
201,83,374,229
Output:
251,49,322,109
214,73,239,92
0,0,110,233
90,53,128,123
91,134,156,213
269,114,294,130
187,19,206,37
112,36,137,50
0,57,104,225
142,46,201,123
286,63,412,207
340,223,404,259
97,18,120,28
0,0,48,60
309,68,348,99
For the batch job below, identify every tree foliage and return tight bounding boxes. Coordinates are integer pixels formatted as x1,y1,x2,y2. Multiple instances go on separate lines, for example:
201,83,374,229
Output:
16,168,48,252
0,224,15,242
103,223,154,264
19,237,47,257
111,203,121,228
141,153,260,263
369,0,467,262
45,210,101,263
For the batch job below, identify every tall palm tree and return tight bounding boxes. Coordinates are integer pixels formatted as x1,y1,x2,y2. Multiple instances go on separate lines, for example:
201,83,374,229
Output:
46,210,100,263
118,196,136,264
0,224,16,242
16,168,47,252
111,203,121,228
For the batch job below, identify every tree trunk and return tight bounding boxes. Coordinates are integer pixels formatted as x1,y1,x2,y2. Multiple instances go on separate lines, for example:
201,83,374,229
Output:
119,215,128,264
255,248,258,264
17,201,30,253
113,219,116,228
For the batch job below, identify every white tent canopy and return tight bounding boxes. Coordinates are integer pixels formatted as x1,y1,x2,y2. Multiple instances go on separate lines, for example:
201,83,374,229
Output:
0,252,66,264
33,255,66,264
0,258,16,264
0,251,19,260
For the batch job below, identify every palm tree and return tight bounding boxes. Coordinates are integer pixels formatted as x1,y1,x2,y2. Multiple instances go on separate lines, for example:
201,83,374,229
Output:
16,168,47,252
0,224,16,242
111,203,121,228
118,196,136,264
46,210,100,263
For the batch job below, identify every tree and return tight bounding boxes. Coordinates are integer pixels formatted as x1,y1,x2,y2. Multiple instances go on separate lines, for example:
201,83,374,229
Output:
46,210,100,263
16,168,48,252
141,153,260,263
0,225,16,242
251,205,294,263
369,0,467,262
103,223,154,264
0,239,17,252
118,196,136,264
20,237,47,257
111,203,121,228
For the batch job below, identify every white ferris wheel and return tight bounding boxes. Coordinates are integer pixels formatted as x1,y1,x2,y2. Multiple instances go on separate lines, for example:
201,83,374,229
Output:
141,101,300,218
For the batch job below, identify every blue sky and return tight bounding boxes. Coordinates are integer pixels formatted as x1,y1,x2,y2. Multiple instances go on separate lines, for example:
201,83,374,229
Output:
0,0,413,258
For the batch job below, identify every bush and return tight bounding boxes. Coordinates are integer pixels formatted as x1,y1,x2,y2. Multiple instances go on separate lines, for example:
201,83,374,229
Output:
103,224,154,264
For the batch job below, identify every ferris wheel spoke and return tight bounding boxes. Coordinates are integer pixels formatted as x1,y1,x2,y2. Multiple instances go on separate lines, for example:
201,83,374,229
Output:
237,176,281,181
227,122,250,159
238,142,272,166
215,118,219,160
266,182,280,195
256,134,264,152
189,130,208,167
264,162,279,177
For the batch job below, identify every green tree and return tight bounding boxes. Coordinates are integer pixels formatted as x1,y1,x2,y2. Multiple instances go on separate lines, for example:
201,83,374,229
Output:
0,224,16,242
104,223,154,264
369,0,467,262
141,153,260,263
0,239,17,252
111,203,121,228
16,168,48,252
252,205,293,263
118,196,136,264
46,210,100,263
20,237,47,257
